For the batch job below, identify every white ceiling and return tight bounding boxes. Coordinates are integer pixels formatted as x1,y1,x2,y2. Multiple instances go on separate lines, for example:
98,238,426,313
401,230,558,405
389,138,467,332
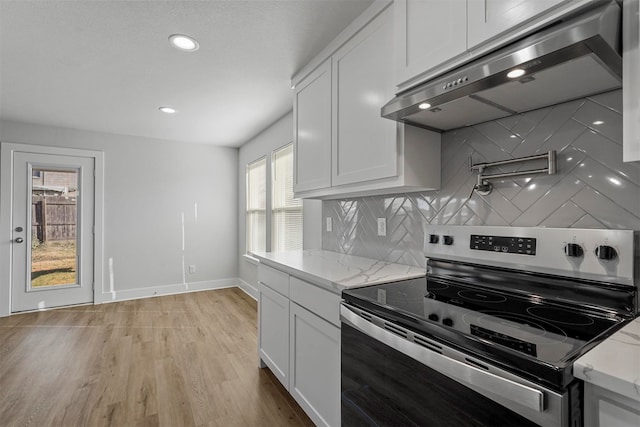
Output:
0,0,373,147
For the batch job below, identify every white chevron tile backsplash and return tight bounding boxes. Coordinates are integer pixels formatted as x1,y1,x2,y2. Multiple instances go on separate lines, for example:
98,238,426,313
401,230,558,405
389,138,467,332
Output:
322,89,640,267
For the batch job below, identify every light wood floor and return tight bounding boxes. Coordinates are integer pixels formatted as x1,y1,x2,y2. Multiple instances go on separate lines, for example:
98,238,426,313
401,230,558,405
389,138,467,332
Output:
0,288,314,427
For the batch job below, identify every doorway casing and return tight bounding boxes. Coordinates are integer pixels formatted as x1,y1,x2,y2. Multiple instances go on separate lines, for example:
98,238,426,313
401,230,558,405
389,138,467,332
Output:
0,142,105,316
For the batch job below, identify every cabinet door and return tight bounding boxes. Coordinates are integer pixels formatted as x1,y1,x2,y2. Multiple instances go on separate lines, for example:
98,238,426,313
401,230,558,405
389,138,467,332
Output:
294,59,333,192
258,282,290,389
332,6,397,187
584,383,640,427
624,0,640,162
467,0,569,49
395,0,467,87
289,302,340,427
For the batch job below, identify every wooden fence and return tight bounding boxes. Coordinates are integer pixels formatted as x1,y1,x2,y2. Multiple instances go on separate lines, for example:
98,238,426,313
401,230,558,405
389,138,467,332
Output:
31,196,76,242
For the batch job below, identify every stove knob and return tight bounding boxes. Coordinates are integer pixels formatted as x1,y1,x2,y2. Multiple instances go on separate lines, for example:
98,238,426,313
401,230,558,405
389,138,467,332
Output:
442,318,453,327
595,245,617,260
443,235,454,245
429,234,439,244
428,314,439,322
564,243,584,258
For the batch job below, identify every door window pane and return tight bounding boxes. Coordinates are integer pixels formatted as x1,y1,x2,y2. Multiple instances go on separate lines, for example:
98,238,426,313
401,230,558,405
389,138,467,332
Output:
31,168,78,287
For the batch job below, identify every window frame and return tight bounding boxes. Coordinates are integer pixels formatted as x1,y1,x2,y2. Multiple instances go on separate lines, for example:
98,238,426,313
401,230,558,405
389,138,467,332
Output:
245,141,304,255
245,156,267,254
271,142,303,252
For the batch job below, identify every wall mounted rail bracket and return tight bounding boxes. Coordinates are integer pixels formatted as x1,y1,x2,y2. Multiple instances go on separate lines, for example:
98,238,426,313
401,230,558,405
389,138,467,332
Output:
469,150,556,198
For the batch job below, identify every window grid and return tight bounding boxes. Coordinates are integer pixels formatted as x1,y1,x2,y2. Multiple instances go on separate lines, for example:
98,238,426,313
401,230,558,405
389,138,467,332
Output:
246,157,266,253
272,143,303,252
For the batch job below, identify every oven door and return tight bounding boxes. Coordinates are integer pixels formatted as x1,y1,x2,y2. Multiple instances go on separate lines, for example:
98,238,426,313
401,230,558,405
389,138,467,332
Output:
340,304,573,427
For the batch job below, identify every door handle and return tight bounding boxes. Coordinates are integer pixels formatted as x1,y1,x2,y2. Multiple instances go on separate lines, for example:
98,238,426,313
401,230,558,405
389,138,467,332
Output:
14,237,24,243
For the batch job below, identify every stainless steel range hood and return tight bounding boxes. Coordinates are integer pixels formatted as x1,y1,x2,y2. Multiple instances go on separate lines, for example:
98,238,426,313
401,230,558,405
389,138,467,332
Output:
381,1,622,131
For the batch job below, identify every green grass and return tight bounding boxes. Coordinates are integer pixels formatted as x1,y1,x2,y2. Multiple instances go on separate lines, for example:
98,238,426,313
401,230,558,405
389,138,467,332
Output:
31,240,76,287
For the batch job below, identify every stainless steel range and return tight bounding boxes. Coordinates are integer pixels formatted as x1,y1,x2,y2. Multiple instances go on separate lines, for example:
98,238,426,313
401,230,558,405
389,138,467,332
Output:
340,226,638,427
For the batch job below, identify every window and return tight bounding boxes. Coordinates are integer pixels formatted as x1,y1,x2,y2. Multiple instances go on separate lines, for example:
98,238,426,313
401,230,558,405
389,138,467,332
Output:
272,143,303,251
246,157,266,253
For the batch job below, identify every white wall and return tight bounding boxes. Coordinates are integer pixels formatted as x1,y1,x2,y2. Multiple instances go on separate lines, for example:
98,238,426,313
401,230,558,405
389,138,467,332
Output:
237,112,322,297
0,119,238,304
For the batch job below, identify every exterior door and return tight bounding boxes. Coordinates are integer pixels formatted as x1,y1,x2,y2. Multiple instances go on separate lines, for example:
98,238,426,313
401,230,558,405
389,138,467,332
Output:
10,152,95,312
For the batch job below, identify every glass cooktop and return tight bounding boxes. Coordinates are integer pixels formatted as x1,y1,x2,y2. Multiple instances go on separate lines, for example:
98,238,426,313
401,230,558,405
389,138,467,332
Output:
342,260,631,388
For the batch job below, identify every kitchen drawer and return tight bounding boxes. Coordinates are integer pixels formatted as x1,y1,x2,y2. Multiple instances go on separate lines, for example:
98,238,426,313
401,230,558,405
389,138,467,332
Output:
290,277,340,327
258,264,290,297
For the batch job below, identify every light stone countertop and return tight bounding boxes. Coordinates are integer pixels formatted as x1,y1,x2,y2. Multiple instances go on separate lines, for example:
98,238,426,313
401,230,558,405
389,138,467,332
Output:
251,249,425,295
573,317,640,402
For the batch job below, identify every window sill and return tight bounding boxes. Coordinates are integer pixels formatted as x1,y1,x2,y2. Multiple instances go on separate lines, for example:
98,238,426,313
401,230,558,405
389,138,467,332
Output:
243,254,260,266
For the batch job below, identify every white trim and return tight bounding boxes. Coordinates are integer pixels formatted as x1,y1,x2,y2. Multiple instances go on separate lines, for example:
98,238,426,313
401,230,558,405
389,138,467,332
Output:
237,278,258,301
1,143,15,317
0,281,257,315
100,278,239,304
93,149,105,304
243,253,260,265
0,142,105,316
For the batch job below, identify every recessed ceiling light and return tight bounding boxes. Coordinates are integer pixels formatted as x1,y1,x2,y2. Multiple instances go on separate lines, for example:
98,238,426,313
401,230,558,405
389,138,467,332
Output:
169,34,199,52
418,102,431,110
592,120,605,125
159,107,176,114
507,68,526,79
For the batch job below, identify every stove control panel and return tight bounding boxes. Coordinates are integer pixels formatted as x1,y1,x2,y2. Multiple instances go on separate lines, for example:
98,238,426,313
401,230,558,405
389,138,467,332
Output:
470,234,537,255
424,226,636,286
471,325,537,357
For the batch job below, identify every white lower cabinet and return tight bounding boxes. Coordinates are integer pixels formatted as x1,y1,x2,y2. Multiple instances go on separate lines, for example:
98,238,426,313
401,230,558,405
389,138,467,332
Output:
257,264,341,426
289,302,341,427
258,282,290,389
584,383,640,427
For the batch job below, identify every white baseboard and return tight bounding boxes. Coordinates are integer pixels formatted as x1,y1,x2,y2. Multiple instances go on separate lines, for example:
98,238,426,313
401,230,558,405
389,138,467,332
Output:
237,278,258,301
101,278,239,303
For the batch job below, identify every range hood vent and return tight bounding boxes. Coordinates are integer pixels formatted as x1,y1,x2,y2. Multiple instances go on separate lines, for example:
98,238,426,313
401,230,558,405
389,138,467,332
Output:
381,2,622,132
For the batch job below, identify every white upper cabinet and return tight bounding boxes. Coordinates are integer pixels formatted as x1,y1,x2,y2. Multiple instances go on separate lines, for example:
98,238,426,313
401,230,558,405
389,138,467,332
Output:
293,59,332,192
623,0,640,162
395,0,468,88
467,0,570,49
291,1,442,200
332,6,396,187
396,0,590,91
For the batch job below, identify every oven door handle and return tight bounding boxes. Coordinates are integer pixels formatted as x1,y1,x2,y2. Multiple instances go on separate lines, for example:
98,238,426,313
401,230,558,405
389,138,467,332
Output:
340,304,545,413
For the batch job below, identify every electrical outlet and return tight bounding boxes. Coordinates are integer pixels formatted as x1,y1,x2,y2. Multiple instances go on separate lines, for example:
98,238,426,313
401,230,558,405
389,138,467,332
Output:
189,265,196,274
377,218,386,236
326,217,333,232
